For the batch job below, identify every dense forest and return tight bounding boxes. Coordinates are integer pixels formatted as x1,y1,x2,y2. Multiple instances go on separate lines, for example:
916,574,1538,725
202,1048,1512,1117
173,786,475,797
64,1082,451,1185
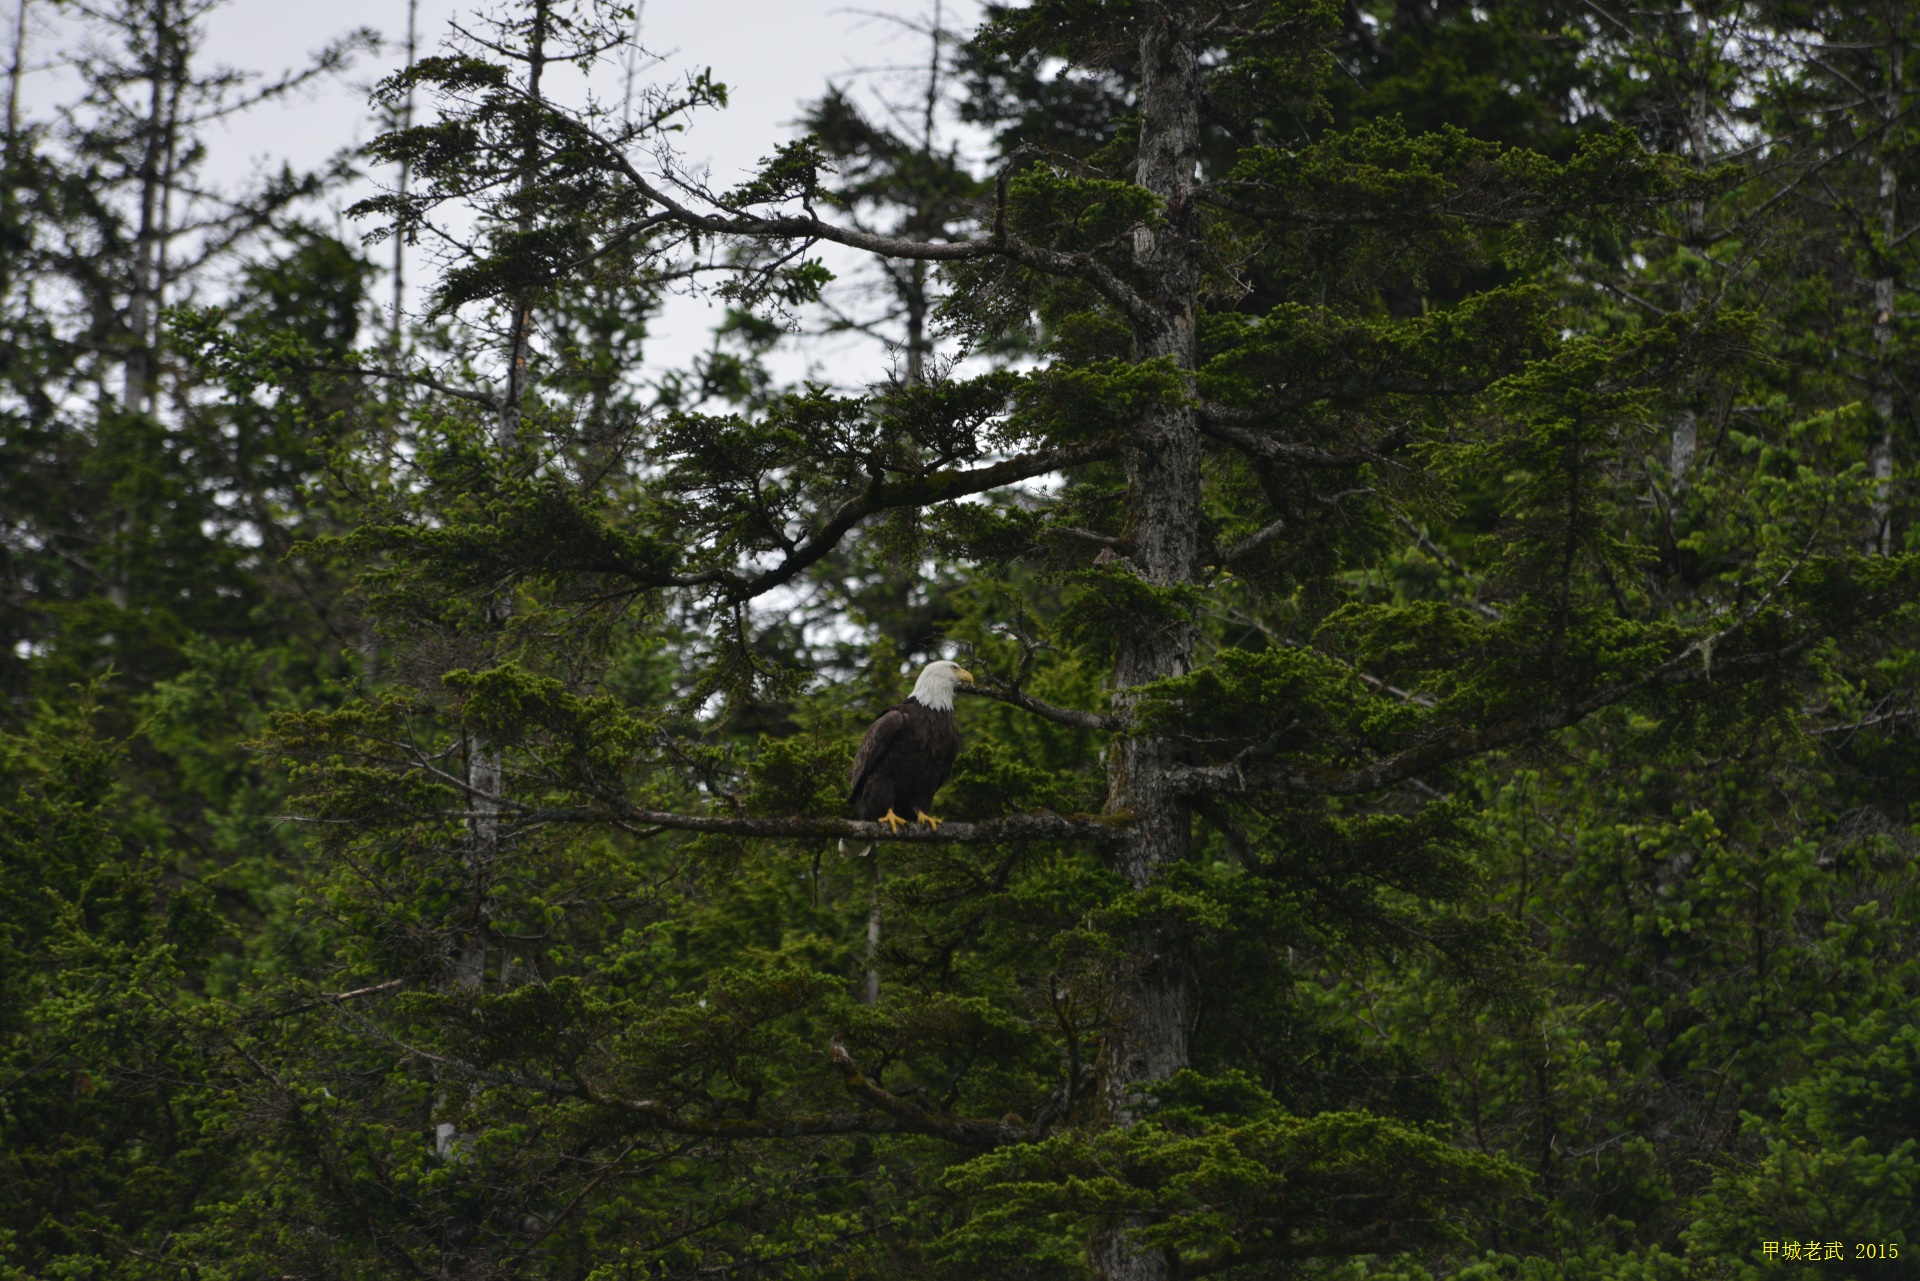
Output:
3,0,1919,1277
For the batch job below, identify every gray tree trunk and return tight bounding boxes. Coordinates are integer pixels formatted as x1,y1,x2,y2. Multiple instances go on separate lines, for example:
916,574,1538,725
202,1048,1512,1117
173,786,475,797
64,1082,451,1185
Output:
1092,6,1204,1278
4,0,26,156
123,0,172,418
1670,8,1711,511
442,0,551,1174
390,0,417,359
863,857,883,1006
1871,27,1903,555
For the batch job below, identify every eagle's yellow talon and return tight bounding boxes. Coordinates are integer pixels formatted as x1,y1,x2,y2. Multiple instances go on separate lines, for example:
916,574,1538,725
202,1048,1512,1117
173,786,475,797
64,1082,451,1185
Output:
878,808,909,834
915,811,943,831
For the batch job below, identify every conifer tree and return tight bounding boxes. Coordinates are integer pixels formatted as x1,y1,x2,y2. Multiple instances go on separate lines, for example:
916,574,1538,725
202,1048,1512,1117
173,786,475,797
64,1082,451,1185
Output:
0,5,384,1274
0,0,373,691
1758,0,1920,554
208,2,1920,1278
1269,3,1920,1262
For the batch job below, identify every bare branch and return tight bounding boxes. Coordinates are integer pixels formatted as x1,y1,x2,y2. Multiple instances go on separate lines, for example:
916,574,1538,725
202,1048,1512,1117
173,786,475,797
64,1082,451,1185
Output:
1218,514,1288,563
1394,514,1501,619
285,359,501,408
959,682,1124,732
953,619,1127,731
830,1036,1029,1146
239,978,409,1024
525,103,1166,334
1049,525,1128,549
1183,1221,1403,1278
672,440,1120,599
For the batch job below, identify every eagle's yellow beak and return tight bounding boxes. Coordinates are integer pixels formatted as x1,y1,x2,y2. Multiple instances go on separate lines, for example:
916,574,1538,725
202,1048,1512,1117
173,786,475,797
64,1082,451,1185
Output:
956,667,975,685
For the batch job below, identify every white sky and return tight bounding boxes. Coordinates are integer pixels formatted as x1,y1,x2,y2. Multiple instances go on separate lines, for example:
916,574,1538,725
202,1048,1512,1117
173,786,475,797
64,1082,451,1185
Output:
14,0,987,388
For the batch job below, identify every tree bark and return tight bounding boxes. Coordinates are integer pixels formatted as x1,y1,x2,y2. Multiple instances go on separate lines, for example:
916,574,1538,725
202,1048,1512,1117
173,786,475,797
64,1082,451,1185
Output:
445,1,553,1182
2,0,28,313
1870,23,1903,556
1093,6,1204,1278
123,0,171,417
4,0,25,157
461,0,550,981
390,0,417,359
863,856,883,1005
1668,7,1711,519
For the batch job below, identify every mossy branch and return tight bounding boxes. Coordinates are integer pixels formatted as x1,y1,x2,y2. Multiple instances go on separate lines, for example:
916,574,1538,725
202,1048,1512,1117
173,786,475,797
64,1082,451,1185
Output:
505,805,1127,847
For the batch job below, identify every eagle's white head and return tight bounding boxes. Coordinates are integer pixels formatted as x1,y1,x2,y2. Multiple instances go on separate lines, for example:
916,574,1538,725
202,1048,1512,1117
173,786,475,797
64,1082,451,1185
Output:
908,659,975,712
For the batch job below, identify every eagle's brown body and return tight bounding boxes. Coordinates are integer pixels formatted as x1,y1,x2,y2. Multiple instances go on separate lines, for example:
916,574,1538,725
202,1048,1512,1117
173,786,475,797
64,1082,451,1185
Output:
840,661,971,855
849,697,962,825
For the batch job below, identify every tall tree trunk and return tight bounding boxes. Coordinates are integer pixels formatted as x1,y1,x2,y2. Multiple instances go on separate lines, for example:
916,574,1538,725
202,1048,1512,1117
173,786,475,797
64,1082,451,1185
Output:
444,0,552,1172
390,0,417,358
1669,6,1713,516
862,857,883,1005
123,0,169,417
4,0,25,160
3,0,26,309
865,7,953,1002
902,0,942,388
1093,6,1203,1278
361,0,420,689
153,50,181,407
458,0,547,990
1870,23,1903,556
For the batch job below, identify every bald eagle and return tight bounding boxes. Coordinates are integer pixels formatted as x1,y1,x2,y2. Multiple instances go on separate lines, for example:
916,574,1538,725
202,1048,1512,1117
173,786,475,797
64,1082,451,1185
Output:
838,660,974,857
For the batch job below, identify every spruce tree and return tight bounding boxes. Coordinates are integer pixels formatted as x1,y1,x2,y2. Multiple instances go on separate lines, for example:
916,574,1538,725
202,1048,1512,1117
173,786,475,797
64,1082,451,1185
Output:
1268,3,1920,1262
210,2,1920,1277
0,4,384,1275
0,0,374,693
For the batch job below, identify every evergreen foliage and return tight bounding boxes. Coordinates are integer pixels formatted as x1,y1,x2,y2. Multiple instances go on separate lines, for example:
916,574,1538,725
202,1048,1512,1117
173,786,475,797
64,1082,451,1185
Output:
2,2,1918,1279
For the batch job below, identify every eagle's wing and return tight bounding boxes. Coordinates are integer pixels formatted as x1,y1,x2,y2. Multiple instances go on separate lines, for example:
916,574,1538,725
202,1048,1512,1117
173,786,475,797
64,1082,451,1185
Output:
848,704,914,802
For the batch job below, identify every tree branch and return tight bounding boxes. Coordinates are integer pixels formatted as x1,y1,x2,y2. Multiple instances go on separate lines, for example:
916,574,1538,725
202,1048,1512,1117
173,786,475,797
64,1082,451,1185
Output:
568,1040,1025,1150
1049,525,1128,549
1197,408,1413,468
513,805,1127,847
530,103,1166,336
1394,514,1501,619
285,359,502,408
240,977,409,1023
1218,514,1289,563
829,1035,1028,1147
959,682,1125,732
956,619,1127,731
1182,1221,1400,1278
1170,636,1817,800
671,439,1120,599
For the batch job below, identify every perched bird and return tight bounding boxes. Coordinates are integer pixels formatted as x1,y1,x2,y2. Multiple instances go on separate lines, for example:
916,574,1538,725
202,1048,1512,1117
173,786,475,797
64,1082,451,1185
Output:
839,660,973,857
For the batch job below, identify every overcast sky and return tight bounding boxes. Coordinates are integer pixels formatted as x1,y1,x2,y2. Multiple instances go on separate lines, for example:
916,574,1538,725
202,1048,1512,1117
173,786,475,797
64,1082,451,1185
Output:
16,0,989,387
